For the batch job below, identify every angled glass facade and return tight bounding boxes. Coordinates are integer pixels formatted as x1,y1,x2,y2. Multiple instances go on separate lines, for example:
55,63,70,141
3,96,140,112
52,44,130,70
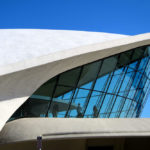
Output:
9,46,150,121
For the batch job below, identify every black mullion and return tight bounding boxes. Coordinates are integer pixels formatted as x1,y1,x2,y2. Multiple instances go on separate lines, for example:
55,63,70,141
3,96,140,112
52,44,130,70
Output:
65,66,84,117
138,68,150,116
107,66,129,118
118,85,148,94
57,67,150,89
73,88,79,103
104,73,122,117
129,59,149,117
138,82,150,117
99,108,132,115
82,60,104,117
49,83,139,103
127,66,144,74
133,91,144,117
135,89,147,117
117,46,147,68
125,62,146,117
125,54,150,73
118,68,138,117
45,75,60,117
106,51,135,118
132,71,149,117
117,68,138,118
57,70,136,87
96,55,120,118
117,54,141,117
98,71,117,117
108,50,136,118
96,69,113,109
60,91,144,104
96,72,112,112
105,67,126,118
126,56,150,117
126,72,142,117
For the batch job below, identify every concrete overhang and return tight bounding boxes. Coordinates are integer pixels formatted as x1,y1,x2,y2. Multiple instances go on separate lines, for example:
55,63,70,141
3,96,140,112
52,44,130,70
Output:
0,118,150,144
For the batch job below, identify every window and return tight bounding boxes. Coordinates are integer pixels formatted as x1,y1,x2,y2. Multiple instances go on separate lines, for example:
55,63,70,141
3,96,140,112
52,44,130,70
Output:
9,46,150,121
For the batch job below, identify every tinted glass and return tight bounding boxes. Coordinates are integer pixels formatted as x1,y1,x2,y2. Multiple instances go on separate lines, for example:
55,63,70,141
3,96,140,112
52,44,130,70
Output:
9,46,150,121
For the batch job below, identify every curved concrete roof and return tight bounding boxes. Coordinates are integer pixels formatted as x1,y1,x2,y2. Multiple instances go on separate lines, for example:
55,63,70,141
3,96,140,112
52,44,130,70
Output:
0,30,150,132
0,29,128,67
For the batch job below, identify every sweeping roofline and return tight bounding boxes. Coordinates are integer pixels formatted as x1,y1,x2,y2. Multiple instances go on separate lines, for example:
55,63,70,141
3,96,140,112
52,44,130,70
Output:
0,33,150,76
0,29,128,70
0,33,150,131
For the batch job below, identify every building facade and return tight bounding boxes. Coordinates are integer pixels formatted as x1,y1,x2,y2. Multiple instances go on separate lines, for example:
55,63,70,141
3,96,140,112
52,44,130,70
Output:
0,29,150,150
9,45,150,120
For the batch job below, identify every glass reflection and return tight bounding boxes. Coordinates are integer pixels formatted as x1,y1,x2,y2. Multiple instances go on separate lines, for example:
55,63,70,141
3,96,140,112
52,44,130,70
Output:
9,46,150,121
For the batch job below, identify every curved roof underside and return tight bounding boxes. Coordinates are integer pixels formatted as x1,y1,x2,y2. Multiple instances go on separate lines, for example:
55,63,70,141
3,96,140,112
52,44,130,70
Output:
0,29,128,67
0,30,150,132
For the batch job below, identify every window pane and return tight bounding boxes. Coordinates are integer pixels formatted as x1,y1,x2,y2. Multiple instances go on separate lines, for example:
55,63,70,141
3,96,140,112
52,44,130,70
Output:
58,67,81,86
34,77,57,97
94,74,111,92
78,61,101,89
48,86,74,117
132,48,144,61
118,50,132,67
84,91,102,118
99,56,118,76
68,88,90,117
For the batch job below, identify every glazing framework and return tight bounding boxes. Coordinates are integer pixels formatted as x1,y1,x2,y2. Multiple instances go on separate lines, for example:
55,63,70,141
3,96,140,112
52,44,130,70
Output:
9,45,150,120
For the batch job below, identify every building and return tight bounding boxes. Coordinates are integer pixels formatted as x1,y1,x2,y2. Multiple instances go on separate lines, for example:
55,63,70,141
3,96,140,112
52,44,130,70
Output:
0,29,150,150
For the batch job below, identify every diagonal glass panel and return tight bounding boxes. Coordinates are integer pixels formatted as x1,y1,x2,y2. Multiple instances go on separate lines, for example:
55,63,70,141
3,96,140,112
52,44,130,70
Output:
68,88,90,118
47,86,74,118
58,67,81,87
84,91,103,118
99,56,118,76
117,50,132,68
78,61,101,89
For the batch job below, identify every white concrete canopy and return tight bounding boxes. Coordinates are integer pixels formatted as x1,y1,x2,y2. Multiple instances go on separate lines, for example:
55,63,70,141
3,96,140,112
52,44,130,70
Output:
0,29,128,67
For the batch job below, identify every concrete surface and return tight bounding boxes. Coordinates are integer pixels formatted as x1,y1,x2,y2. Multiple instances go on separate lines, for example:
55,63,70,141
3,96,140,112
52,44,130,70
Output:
0,118,150,143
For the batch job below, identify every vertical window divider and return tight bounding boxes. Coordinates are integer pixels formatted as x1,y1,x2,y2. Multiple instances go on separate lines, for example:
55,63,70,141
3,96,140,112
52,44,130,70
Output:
135,59,150,117
134,77,148,117
132,62,150,117
96,72,112,109
82,60,103,117
107,50,135,118
117,59,141,118
105,67,126,118
126,50,149,117
139,80,150,117
45,75,60,117
96,55,120,118
65,66,84,117
137,63,150,117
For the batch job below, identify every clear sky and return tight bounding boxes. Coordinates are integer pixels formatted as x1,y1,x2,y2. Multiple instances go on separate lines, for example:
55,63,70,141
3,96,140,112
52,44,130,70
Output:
0,0,150,35
0,0,150,117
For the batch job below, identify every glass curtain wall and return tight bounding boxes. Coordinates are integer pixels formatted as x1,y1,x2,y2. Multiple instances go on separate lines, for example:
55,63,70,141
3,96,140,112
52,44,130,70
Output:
9,46,150,121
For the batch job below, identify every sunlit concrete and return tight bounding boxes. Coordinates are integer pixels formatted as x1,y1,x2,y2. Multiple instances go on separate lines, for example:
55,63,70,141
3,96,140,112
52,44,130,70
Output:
1,118,150,143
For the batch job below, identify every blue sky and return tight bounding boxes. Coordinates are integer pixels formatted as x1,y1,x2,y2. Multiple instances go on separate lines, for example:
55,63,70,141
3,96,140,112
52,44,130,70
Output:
0,0,150,35
0,0,150,117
